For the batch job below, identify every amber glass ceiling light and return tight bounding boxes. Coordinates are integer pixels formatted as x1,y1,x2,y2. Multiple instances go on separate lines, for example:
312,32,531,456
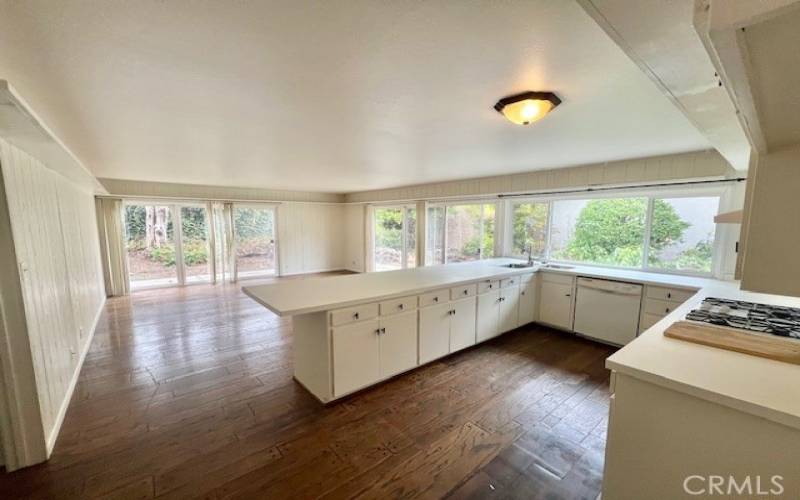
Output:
494,91,561,125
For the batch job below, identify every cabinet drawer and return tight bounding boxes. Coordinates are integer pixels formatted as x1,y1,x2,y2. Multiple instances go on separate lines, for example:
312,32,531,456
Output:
500,277,520,288
645,285,695,304
379,295,418,316
330,302,379,327
477,280,499,294
520,273,536,283
540,272,574,285
450,284,477,300
639,312,664,332
643,298,678,316
420,289,448,308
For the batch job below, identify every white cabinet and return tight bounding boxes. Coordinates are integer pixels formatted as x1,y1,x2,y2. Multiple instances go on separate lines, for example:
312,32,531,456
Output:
518,277,537,327
419,302,452,364
538,273,575,331
419,296,477,363
379,310,418,378
498,284,520,334
332,319,380,396
332,310,417,397
449,296,477,352
477,289,500,342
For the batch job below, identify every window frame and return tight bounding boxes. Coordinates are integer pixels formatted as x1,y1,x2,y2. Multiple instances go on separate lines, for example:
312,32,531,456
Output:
504,187,724,277
426,200,499,265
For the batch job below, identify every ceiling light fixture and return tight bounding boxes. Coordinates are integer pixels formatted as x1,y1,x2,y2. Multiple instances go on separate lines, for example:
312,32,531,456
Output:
494,91,561,125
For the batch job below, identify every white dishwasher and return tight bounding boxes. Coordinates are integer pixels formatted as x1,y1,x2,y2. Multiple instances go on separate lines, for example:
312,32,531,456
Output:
573,277,643,346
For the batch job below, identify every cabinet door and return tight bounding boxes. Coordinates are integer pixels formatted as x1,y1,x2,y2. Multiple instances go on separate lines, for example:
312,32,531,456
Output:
332,319,380,397
518,280,537,327
476,290,500,342
379,310,418,378
498,285,520,334
449,296,477,352
419,302,452,364
539,281,574,330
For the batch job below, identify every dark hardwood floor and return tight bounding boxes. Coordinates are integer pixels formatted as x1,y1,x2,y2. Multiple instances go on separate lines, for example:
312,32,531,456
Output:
0,273,615,499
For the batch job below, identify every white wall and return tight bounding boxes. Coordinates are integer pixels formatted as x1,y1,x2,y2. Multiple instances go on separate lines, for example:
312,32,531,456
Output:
277,203,346,275
343,204,365,272
0,137,105,455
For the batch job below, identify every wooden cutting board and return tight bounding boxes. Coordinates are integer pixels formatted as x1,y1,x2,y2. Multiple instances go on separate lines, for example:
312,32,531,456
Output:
664,320,800,365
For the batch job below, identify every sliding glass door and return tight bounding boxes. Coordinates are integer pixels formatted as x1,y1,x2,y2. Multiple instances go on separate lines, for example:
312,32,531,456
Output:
373,205,417,272
233,205,277,278
124,202,212,289
180,205,212,284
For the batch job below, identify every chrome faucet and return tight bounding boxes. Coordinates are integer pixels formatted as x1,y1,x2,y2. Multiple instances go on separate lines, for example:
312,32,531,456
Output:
527,244,534,266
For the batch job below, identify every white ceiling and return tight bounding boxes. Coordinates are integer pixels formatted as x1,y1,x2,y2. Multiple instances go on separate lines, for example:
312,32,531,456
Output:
0,0,710,193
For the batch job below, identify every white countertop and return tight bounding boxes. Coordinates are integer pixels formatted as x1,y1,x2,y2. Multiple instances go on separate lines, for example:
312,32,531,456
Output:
243,258,539,316
243,258,800,430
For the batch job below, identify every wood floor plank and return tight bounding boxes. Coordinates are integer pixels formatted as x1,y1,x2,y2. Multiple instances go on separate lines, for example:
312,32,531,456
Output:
0,273,614,500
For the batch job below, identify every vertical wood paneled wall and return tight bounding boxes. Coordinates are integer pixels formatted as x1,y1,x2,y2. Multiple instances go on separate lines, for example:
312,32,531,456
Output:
277,203,346,275
0,138,105,454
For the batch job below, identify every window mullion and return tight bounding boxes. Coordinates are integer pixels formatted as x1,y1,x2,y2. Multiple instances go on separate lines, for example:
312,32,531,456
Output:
545,201,554,261
642,197,654,271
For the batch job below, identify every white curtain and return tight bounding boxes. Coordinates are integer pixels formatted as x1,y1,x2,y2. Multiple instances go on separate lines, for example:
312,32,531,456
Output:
223,202,237,282
95,197,130,296
206,201,217,284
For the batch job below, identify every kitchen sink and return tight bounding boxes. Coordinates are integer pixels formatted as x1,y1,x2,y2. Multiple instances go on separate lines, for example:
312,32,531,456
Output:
540,264,574,270
504,262,535,269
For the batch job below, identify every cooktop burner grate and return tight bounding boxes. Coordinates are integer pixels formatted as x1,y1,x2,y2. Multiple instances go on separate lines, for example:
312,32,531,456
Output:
686,297,800,339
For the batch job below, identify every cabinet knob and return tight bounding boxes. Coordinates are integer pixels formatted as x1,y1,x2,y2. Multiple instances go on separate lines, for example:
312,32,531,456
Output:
521,291,525,295
489,284,493,289
382,327,386,334
463,289,468,295
434,296,439,302
665,308,670,314
354,312,359,319
375,328,381,335
667,292,672,299
565,293,571,297
399,303,404,310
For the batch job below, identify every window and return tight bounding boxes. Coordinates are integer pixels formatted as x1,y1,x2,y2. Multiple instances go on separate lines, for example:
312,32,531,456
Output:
426,205,445,265
648,196,718,273
508,193,720,275
511,201,550,258
427,202,497,264
181,206,211,284
233,205,277,278
124,204,179,288
372,205,416,271
550,198,647,268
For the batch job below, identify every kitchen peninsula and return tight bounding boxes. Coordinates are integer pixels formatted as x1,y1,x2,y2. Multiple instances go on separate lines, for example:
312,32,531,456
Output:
244,258,800,498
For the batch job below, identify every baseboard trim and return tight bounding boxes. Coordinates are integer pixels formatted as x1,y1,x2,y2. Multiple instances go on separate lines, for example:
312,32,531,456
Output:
45,297,105,456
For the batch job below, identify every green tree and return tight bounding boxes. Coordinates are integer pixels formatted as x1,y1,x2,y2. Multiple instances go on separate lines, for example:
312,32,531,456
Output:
560,198,688,267
512,202,548,255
